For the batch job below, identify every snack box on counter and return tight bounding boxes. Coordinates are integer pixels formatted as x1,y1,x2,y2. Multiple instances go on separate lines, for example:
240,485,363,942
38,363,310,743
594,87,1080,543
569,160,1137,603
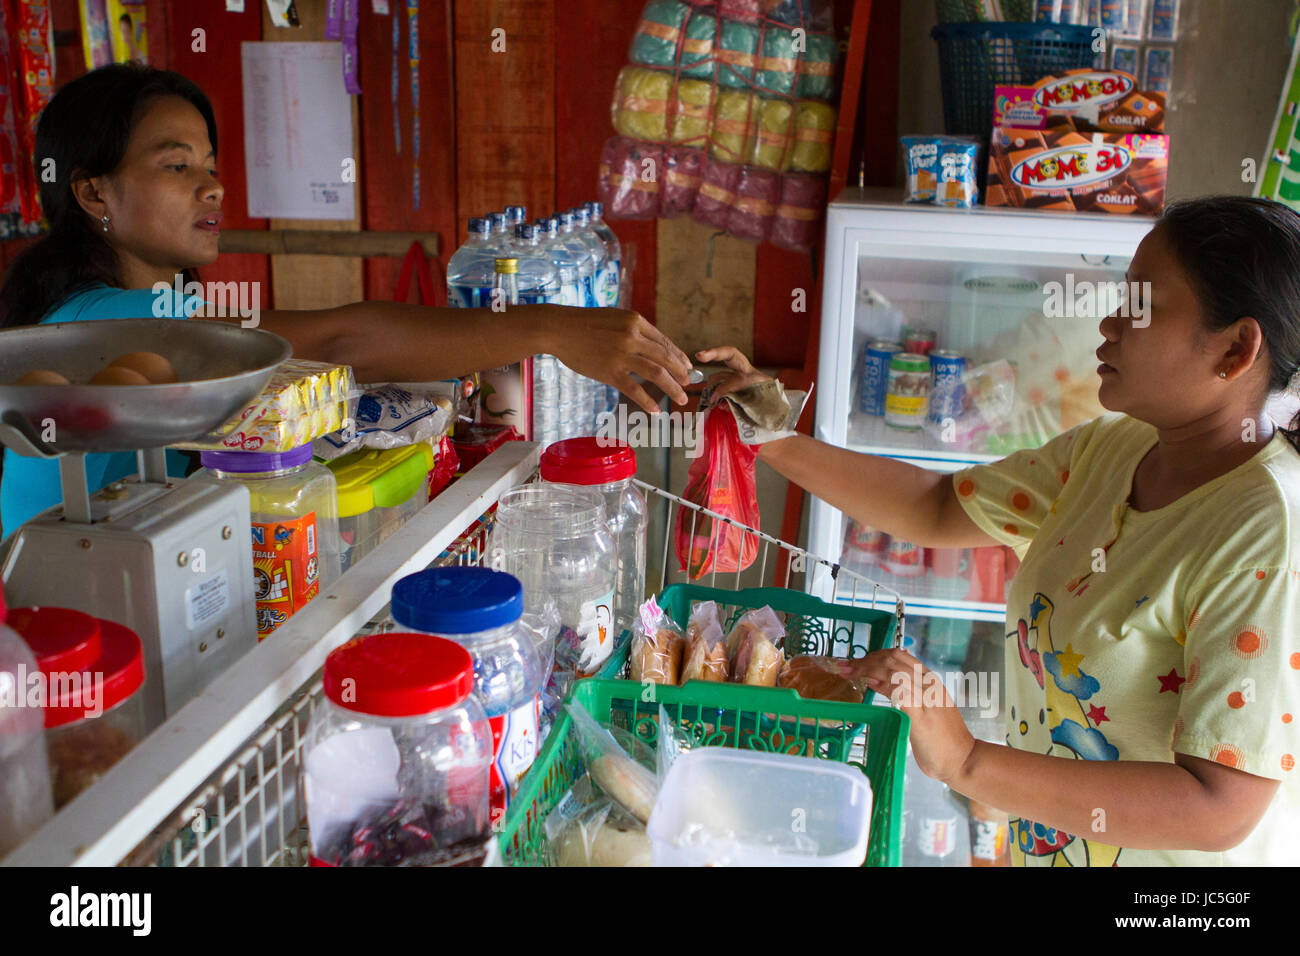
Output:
985,69,1168,215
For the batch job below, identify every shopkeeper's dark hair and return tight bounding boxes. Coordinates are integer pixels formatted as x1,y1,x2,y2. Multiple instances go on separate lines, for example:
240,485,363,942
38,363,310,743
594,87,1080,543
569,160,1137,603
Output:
0,63,216,329
1157,195,1300,453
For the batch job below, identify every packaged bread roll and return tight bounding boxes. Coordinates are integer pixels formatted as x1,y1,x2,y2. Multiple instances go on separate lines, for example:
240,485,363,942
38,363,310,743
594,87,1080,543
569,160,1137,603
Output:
777,655,870,703
629,595,685,685
725,605,786,686
681,601,728,683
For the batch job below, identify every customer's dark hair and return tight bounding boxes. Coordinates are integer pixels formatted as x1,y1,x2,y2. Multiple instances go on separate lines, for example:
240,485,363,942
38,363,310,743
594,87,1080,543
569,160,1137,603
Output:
1157,195,1300,453
0,63,216,328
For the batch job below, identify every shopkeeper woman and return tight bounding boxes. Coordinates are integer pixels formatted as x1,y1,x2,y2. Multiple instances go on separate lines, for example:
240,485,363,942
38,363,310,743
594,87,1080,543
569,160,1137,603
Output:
0,64,692,537
705,195,1300,866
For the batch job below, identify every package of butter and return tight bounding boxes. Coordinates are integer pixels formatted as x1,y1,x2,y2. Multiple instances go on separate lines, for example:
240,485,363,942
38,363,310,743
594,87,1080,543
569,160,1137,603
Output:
175,360,359,453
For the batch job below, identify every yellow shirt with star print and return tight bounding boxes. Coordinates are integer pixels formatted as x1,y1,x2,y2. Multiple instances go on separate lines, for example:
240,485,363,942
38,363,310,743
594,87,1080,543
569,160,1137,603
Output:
952,412,1300,866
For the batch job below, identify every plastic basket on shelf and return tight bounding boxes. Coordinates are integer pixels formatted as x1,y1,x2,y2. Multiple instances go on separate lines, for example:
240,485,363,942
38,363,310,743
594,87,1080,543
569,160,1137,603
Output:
499,678,910,868
931,22,1098,138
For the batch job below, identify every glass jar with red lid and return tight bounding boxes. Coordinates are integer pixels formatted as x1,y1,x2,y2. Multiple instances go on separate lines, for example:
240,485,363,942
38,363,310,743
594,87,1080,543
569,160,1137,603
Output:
8,605,147,809
0,588,54,856
303,632,494,866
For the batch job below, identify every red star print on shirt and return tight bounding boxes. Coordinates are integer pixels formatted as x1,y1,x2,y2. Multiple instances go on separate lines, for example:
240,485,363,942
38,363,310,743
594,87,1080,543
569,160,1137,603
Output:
1157,668,1186,694
1087,704,1109,724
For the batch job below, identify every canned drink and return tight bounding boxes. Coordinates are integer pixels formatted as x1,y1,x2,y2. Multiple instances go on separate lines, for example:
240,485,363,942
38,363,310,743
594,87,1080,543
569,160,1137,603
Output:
928,350,968,426
918,815,960,859
928,547,971,579
925,616,974,666
883,537,927,577
844,519,890,563
884,352,931,430
902,325,937,355
858,341,902,417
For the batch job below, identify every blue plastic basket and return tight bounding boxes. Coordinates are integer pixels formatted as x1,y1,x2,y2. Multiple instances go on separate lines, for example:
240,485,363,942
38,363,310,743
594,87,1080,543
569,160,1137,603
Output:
931,22,1099,138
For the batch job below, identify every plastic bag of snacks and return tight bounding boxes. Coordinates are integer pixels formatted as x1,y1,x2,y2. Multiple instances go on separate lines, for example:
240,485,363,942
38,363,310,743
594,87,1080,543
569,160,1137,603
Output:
601,0,839,249
673,402,761,578
178,360,358,453
598,137,663,220
681,600,729,683
630,595,686,685
902,134,981,207
771,171,826,252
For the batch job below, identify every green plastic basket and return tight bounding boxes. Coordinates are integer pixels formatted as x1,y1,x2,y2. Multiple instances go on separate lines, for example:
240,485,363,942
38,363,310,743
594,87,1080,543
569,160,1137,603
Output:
499,678,910,867
613,583,901,674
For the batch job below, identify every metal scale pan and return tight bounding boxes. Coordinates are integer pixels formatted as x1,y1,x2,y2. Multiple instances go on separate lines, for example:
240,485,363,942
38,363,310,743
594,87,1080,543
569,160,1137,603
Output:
0,317,291,454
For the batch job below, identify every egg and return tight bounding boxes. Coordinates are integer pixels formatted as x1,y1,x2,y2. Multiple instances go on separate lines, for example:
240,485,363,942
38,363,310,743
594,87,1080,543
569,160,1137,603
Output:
107,351,177,384
13,369,71,386
89,365,152,386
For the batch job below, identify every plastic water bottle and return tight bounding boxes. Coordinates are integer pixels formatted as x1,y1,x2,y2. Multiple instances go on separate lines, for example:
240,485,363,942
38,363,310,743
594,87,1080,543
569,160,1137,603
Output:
572,206,613,307
492,257,520,307
487,211,513,255
556,211,598,309
512,223,561,304
504,205,528,230
584,201,624,414
538,218,582,307
446,217,497,308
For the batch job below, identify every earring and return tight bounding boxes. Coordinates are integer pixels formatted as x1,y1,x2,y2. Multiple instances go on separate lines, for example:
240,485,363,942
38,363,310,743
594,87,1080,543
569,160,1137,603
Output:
100,215,110,232
1219,371,1227,379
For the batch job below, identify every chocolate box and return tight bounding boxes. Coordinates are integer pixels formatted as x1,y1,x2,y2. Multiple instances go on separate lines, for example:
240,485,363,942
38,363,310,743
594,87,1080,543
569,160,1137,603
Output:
986,71,1169,215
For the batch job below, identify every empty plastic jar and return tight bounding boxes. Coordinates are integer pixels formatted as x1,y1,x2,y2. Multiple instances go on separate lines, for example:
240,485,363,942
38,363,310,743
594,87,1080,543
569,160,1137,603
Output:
489,483,618,677
540,438,647,643
0,588,54,857
9,606,147,809
196,444,342,640
303,632,494,867
391,567,544,826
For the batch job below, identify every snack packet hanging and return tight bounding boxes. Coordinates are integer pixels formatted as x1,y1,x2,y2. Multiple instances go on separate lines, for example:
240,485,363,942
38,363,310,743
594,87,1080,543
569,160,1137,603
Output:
565,699,660,824
725,605,786,686
630,596,686,686
681,600,728,683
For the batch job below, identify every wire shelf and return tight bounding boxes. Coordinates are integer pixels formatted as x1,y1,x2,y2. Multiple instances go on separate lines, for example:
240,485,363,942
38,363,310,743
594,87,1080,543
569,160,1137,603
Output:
111,459,906,867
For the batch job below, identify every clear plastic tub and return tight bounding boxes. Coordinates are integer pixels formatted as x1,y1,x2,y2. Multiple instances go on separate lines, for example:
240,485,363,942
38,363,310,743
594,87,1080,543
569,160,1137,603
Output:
0,589,54,856
489,484,617,678
647,748,874,867
391,567,545,827
196,444,342,640
540,438,647,642
303,632,494,866
323,441,435,571
7,605,147,810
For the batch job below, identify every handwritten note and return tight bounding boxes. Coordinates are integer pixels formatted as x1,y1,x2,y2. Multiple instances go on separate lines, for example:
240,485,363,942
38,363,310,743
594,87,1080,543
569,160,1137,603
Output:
241,42,356,220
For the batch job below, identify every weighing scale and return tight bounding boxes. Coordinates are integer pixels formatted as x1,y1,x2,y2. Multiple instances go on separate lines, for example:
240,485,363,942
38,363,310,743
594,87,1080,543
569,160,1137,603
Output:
0,319,291,730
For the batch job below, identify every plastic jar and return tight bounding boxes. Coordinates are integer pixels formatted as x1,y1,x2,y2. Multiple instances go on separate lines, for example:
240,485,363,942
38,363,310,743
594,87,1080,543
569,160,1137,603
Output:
196,444,341,640
391,567,544,826
540,438,647,642
322,441,435,572
489,483,618,677
303,632,494,866
0,589,54,857
9,606,147,809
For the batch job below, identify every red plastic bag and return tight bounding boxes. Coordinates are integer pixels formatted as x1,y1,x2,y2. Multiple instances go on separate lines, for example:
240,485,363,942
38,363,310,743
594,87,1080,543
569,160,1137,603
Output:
674,403,760,578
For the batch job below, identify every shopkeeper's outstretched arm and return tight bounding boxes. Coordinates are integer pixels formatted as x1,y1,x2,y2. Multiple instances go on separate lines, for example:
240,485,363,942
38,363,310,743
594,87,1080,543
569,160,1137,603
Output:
201,302,692,417
696,346,998,549
853,651,1281,852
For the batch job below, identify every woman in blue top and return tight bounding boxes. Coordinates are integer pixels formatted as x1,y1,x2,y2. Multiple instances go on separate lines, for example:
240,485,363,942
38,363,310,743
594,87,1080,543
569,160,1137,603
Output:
0,64,691,536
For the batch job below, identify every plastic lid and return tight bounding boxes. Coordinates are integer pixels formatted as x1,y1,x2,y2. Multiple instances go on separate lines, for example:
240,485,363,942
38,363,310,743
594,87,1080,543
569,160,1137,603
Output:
516,223,538,242
505,204,527,221
8,606,102,675
573,207,591,223
587,201,603,218
201,443,314,473
540,437,636,484
38,618,145,728
323,632,475,716
494,257,519,275
325,442,434,518
467,217,488,234
391,567,523,635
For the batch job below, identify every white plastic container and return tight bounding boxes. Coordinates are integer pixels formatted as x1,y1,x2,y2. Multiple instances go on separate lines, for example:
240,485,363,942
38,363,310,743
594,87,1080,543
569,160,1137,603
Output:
0,588,54,857
647,748,873,867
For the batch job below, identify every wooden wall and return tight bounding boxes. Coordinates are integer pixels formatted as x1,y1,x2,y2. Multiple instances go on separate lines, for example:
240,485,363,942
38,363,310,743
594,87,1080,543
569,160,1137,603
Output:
3,0,885,370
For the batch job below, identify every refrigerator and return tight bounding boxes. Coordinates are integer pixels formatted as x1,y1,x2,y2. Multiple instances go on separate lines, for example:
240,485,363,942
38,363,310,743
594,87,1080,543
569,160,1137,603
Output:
810,188,1155,865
